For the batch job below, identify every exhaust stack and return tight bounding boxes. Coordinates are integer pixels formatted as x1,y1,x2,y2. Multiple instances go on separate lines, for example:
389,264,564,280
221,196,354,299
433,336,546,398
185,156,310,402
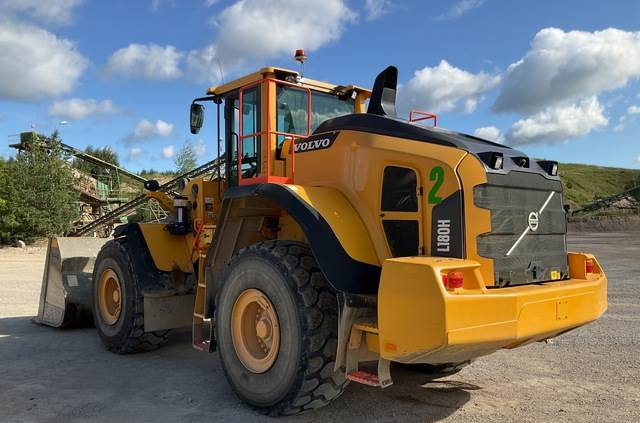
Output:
367,66,398,117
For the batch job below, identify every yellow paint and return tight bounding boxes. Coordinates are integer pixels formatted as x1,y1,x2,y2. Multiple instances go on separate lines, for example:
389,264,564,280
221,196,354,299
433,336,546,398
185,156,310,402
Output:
366,333,379,353
286,185,379,266
294,130,468,262
207,66,371,98
278,213,306,242
145,191,175,212
456,154,494,284
138,223,194,273
189,67,608,364
377,253,607,364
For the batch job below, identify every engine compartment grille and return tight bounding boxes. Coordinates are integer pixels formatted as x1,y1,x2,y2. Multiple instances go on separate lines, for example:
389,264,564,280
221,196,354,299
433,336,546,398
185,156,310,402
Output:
475,171,568,286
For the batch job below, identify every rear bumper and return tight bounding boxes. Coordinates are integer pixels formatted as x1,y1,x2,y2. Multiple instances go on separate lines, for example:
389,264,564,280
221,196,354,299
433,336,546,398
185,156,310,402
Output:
377,252,607,364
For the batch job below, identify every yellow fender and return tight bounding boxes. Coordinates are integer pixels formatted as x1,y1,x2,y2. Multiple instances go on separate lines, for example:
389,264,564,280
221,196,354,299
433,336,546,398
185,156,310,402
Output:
138,223,194,274
286,185,379,267
212,183,380,294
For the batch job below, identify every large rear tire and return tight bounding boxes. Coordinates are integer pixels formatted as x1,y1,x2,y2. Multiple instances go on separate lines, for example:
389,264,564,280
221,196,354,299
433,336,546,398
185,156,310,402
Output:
92,239,169,354
215,240,348,416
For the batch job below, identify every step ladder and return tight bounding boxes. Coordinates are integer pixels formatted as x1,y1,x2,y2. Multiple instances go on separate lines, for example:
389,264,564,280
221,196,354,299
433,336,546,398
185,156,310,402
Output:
192,249,214,352
345,321,393,388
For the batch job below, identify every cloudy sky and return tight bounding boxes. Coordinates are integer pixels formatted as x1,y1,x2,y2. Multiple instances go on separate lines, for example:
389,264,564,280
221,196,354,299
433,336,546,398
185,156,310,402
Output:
1,0,640,170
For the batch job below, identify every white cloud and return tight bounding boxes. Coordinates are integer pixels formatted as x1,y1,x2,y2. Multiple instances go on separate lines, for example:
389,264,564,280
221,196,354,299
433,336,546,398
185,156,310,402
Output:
615,104,640,131
204,0,218,6
0,0,83,25
187,0,356,83
104,43,183,81
435,0,484,21
127,147,143,160
124,119,174,144
474,126,505,143
399,60,500,113
48,98,117,120
151,0,172,10
0,19,87,100
506,97,608,145
636,155,640,163
364,0,391,20
628,105,640,115
194,138,207,156
135,119,173,138
162,145,175,158
495,28,640,114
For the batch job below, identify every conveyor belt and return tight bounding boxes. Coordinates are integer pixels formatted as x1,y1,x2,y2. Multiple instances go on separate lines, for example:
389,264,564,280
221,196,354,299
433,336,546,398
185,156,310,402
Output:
71,158,223,236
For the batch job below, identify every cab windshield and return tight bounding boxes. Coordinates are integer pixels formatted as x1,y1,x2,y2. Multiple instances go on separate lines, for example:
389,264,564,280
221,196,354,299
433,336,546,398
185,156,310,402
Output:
276,86,353,146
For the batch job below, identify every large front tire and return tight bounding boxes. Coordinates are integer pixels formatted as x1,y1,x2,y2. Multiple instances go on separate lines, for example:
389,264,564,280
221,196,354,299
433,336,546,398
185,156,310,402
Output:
92,239,169,354
215,241,347,416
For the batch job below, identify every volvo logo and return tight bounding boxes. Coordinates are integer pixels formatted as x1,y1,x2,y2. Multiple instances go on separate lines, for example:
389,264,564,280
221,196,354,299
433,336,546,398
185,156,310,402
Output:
294,132,338,153
528,211,539,232
506,191,555,257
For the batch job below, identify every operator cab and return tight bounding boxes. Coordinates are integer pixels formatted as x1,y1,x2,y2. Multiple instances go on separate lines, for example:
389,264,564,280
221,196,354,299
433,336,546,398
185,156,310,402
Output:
190,67,371,186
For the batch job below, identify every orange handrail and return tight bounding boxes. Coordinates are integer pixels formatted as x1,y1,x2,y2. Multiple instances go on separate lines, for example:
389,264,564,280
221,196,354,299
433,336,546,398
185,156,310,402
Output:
409,110,437,127
238,78,312,186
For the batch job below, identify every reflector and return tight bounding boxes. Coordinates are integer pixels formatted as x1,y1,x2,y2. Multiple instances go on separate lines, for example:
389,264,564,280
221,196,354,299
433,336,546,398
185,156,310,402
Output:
585,259,595,274
447,271,464,289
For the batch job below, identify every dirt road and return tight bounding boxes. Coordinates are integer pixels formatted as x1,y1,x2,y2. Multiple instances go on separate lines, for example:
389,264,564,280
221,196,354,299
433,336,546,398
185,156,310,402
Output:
1,233,638,422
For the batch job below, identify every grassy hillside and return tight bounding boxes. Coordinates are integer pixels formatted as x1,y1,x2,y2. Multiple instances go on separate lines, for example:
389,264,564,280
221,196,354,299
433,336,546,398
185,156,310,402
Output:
559,163,640,209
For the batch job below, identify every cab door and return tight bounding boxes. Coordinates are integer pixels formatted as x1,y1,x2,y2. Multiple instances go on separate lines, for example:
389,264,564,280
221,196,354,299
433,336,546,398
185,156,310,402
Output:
224,87,261,186
379,165,424,257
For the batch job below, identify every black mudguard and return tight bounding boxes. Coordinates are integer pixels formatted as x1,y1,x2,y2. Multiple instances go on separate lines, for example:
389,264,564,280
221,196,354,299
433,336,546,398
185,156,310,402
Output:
213,184,382,296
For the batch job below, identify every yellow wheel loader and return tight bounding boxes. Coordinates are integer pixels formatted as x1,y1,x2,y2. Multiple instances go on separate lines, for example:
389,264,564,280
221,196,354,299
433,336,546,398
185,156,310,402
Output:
36,63,607,415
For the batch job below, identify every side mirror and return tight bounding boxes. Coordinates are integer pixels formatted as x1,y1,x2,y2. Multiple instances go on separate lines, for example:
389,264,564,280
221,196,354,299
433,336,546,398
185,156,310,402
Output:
190,103,204,134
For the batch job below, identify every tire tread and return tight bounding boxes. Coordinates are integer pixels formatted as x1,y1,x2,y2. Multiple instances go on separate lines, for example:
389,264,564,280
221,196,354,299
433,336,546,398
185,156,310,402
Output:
93,239,169,354
220,240,348,416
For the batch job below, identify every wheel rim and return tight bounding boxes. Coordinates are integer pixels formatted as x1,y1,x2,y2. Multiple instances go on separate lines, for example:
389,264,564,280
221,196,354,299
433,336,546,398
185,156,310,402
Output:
98,269,122,326
231,288,280,373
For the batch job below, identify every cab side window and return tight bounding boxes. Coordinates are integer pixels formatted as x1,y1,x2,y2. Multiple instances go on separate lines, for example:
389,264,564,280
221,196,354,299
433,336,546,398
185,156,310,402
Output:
381,166,418,212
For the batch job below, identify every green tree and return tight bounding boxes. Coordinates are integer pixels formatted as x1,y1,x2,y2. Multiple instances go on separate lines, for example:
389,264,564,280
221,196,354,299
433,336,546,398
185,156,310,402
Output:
174,141,197,175
72,145,120,185
0,132,79,244
0,158,8,219
140,168,175,177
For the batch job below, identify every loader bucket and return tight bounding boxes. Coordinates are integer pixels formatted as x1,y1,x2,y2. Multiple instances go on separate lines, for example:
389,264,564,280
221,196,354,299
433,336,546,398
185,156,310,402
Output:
34,237,109,327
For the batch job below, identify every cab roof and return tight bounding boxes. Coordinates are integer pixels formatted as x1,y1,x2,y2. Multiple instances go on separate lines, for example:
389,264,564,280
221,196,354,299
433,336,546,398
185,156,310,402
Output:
206,66,371,98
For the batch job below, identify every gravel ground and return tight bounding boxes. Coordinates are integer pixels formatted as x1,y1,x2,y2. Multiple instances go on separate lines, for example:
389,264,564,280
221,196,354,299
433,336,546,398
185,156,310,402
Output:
0,233,638,422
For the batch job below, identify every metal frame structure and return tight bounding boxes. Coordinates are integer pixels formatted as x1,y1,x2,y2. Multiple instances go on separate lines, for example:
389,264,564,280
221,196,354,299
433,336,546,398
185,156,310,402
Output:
409,110,438,127
238,78,312,186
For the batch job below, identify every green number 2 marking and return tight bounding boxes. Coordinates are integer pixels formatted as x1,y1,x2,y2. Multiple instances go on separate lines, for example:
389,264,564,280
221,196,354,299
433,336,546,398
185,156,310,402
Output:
428,166,445,204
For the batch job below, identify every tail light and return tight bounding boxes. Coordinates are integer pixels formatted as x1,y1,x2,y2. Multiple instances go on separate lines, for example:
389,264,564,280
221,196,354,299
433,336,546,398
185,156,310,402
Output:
585,259,595,274
442,271,464,289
